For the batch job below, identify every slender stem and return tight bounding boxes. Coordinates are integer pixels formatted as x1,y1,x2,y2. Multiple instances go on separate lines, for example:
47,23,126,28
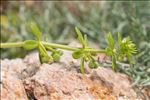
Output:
0,42,24,48
84,48,106,53
42,42,77,51
42,42,106,53
0,41,106,53
80,58,85,74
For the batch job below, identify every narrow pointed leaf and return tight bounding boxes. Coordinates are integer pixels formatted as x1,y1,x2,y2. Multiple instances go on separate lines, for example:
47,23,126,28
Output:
38,42,53,63
118,32,122,45
30,22,42,40
84,34,88,48
106,33,115,49
75,27,85,46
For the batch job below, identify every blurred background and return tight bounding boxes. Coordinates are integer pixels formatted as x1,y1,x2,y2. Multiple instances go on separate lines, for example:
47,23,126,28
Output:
0,1,150,87
1,1,150,64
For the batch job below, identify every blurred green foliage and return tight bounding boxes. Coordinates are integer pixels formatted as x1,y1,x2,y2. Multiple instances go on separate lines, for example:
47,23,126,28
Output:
0,1,150,87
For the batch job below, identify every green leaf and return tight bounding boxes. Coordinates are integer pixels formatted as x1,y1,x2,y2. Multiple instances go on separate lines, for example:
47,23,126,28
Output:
89,59,99,69
41,55,52,63
80,58,85,73
75,27,85,47
51,53,60,61
38,42,53,63
84,56,90,62
118,36,137,60
72,50,83,59
106,33,115,49
84,34,88,48
23,40,38,50
105,47,113,56
30,22,42,40
51,50,63,61
118,32,122,45
39,42,48,55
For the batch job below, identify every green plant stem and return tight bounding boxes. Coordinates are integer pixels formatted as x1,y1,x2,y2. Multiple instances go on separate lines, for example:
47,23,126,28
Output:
42,42,77,51
0,42,24,48
43,42,106,53
0,41,106,53
80,58,85,73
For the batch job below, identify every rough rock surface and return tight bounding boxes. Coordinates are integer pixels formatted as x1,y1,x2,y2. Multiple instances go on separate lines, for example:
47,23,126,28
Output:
1,59,28,100
0,42,139,100
90,68,137,98
24,63,115,100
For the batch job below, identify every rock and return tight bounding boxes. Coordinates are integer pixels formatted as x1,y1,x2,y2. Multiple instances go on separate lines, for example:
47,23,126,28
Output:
90,67,137,99
1,75,28,100
0,56,40,100
1,59,27,78
0,59,28,100
22,52,40,79
1,44,141,100
23,63,115,100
